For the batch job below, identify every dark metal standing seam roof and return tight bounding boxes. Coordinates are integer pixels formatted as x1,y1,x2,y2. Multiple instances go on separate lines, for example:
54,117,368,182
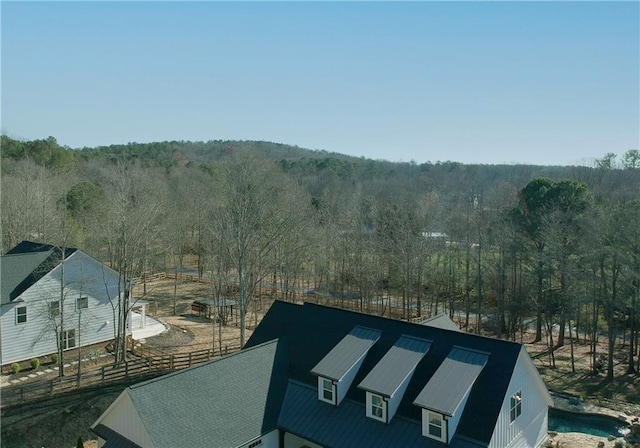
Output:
245,301,525,445
311,326,381,381
278,380,431,448
413,346,489,416
358,335,431,397
278,380,487,448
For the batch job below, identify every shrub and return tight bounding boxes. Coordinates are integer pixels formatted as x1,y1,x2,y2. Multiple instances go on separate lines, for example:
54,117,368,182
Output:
30,358,40,370
10,363,20,374
51,353,59,364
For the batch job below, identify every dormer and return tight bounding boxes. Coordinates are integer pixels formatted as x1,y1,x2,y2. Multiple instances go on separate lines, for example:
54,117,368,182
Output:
358,335,431,423
413,346,489,443
311,326,381,406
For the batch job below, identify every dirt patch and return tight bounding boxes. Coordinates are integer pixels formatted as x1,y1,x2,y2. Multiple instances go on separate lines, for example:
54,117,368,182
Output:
1,381,132,448
523,338,640,417
548,432,615,448
134,277,271,354
143,323,195,349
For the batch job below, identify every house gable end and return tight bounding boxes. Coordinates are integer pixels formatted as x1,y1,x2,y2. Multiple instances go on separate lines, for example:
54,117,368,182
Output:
93,391,153,447
487,347,551,448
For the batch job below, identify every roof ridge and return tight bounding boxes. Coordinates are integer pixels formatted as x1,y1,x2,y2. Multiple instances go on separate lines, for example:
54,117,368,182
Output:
451,345,492,356
302,302,523,348
398,334,432,343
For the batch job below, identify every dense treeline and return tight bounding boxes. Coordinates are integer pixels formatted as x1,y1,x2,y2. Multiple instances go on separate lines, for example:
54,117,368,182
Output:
1,135,639,377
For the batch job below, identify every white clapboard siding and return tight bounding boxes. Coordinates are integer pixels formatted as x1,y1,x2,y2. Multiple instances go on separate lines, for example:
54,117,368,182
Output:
1,251,123,365
489,347,553,448
97,391,154,448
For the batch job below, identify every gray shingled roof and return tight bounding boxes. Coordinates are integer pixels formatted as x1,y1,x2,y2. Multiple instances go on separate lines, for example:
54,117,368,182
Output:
1,241,79,305
124,339,289,448
358,335,431,397
413,346,489,416
311,326,381,381
1,251,53,304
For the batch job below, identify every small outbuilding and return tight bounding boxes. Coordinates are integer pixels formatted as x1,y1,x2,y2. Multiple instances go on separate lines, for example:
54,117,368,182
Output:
191,298,238,324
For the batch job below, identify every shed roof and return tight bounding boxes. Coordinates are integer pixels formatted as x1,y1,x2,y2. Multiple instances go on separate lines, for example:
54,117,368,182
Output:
311,326,381,381
197,298,238,307
413,346,489,416
357,335,431,397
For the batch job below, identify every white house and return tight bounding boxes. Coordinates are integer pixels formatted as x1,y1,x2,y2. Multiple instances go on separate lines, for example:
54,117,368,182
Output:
1,241,124,367
92,302,553,448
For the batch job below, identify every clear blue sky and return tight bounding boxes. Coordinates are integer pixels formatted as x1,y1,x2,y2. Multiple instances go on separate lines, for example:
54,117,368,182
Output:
2,1,638,165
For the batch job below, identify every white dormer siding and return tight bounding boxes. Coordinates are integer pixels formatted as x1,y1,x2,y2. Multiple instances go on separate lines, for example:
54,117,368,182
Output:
311,326,381,406
359,335,431,423
419,389,471,443
413,346,489,443
488,347,553,448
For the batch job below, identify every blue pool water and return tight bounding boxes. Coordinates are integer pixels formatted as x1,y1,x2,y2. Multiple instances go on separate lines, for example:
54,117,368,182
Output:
548,407,629,438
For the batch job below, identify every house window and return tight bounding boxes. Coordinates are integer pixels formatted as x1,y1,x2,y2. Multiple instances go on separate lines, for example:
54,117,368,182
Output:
50,301,60,318
322,378,333,402
60,329,76,350
428,412,443,439
76,297,88,310
510,390,522,422
367,392,386,422
16,306,27,324
318,377,335,404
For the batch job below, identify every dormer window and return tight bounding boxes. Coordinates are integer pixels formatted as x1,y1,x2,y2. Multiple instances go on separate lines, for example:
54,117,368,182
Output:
318,377,336,405
358,335,431,424
424,411,446,442
510,391,522,422
413,346,489,443
311,326,381,406
366,392,386,422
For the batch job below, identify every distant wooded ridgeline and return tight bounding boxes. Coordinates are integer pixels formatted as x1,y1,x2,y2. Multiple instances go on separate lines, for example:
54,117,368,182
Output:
1,134,639,378
2,134,639,201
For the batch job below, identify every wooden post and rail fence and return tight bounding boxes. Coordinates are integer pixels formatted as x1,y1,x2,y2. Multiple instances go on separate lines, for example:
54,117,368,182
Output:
2,270,245,408
1,344,241,409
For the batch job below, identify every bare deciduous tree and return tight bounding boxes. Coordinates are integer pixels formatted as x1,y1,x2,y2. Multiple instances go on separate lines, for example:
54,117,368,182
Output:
213,152,310,346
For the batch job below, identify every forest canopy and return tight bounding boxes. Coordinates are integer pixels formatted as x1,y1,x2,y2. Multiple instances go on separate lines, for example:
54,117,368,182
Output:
1,134,639,375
